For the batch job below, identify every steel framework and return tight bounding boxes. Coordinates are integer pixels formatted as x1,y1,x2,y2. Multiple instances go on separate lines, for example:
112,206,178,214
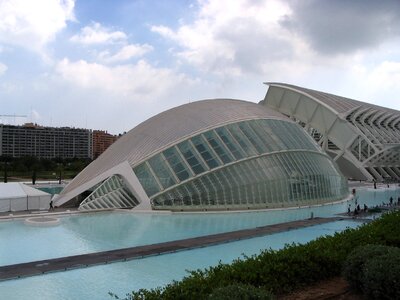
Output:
262,83,400,181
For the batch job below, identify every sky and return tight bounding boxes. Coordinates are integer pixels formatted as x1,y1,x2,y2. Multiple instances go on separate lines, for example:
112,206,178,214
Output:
0,0,400,134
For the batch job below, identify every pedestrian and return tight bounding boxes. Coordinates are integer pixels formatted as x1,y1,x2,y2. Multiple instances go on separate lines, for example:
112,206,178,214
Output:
357,204,360,212
348,204,351,215
390,196,393,206
49,200,54,211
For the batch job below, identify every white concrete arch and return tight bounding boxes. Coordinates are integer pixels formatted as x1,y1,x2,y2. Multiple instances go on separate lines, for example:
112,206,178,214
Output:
263,83,400,181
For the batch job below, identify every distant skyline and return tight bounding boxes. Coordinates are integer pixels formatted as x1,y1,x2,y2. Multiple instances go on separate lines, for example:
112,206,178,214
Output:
1,0,400,134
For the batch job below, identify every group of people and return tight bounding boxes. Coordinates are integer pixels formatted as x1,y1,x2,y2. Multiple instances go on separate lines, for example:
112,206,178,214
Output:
348,195,400,216
347,202,368,216
386,196,400,207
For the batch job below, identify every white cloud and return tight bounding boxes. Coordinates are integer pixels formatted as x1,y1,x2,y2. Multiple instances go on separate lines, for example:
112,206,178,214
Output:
151,25,177,40
151,0,293,76
366,61,400,90
70,22,127,45
344,60,400,109
148,0,400,113
98,44,153,63
0,0,75,51
0,62,7,75
55,58,190,99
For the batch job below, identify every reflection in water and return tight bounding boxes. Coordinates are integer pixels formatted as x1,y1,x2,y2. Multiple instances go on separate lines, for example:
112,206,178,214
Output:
1,187,399,266
64,187,400,251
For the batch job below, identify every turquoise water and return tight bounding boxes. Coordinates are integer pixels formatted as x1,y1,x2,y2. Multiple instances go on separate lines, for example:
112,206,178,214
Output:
0,220,359,300
36,186,64,195
0,187,398,299
0,187,398,266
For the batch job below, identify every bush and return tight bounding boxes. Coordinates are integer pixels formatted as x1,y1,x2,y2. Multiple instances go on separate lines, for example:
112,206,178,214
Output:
342,244,397,291
208,284,272,300
362,249,400,299
117,211,400,299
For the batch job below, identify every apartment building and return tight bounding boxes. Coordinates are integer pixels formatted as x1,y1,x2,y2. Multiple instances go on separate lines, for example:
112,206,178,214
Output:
0,123,93,159
92,130,118,159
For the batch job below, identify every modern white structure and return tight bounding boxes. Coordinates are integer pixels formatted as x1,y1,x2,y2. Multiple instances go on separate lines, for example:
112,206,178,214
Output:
262,83,400,181
54,99,348,211
0,183,51,212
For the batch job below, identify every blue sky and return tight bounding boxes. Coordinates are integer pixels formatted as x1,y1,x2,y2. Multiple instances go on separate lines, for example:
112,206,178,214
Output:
1,0,400,134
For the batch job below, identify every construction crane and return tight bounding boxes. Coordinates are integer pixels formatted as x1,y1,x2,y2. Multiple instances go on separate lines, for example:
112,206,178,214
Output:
0,114,28,125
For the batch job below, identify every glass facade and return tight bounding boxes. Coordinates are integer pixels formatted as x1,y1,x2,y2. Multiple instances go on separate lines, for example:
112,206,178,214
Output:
133,119,348,210
79,175,138,210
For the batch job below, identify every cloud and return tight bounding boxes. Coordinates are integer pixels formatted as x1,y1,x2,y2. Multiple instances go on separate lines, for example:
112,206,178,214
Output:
367,61,400,89
0,62,7,75
55,58,191,99
98,44,153,63
70,22,127,45
151,0,297,76
281,0,400,55
0,0,75,51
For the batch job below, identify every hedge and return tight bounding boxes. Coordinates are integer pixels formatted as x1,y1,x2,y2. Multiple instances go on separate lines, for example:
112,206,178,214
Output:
343,244,400,299
343,244,398,291
112,211,400,300
363,250,400,299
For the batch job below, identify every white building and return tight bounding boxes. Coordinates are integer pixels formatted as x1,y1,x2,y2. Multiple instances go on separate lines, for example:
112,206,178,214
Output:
263,83,400,181
54,99,348,211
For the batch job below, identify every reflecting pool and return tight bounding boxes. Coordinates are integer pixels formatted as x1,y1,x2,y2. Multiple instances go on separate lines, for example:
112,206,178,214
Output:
0,220,360,300
0,187,398,299
0,187,398,266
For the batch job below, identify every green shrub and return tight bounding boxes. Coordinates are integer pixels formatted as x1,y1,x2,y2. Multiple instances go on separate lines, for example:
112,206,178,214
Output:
342,244,397,291
208,284,272,300
117,211,400,299
363,249,400,299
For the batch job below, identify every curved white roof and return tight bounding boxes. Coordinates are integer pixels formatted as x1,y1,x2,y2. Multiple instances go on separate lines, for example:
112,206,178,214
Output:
267,82,400,115
264,82,400,182
61,99,289,195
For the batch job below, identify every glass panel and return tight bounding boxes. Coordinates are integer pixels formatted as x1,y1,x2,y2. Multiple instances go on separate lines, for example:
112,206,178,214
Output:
202,131,234,164
191,135,220,169
214,127,245,160
133,163,161,196
248,121,275,152
151,148,348,209
148,154,177,189
177,140,207,175
163,147,191,182
258,119,286,150
237,122,266,154
226,123,258,156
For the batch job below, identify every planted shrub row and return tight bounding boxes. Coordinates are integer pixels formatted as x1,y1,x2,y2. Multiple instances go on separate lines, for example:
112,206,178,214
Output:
343,244,400,299
118,211,400,300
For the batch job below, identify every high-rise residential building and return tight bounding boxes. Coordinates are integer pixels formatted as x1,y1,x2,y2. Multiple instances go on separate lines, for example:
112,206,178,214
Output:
92,130,118,159
0,123,93,159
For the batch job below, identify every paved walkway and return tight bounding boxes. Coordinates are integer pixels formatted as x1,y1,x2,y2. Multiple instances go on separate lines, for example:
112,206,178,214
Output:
0,216,342,281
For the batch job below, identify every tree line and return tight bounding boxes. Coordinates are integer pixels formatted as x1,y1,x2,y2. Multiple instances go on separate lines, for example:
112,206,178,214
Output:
0,156,92,183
